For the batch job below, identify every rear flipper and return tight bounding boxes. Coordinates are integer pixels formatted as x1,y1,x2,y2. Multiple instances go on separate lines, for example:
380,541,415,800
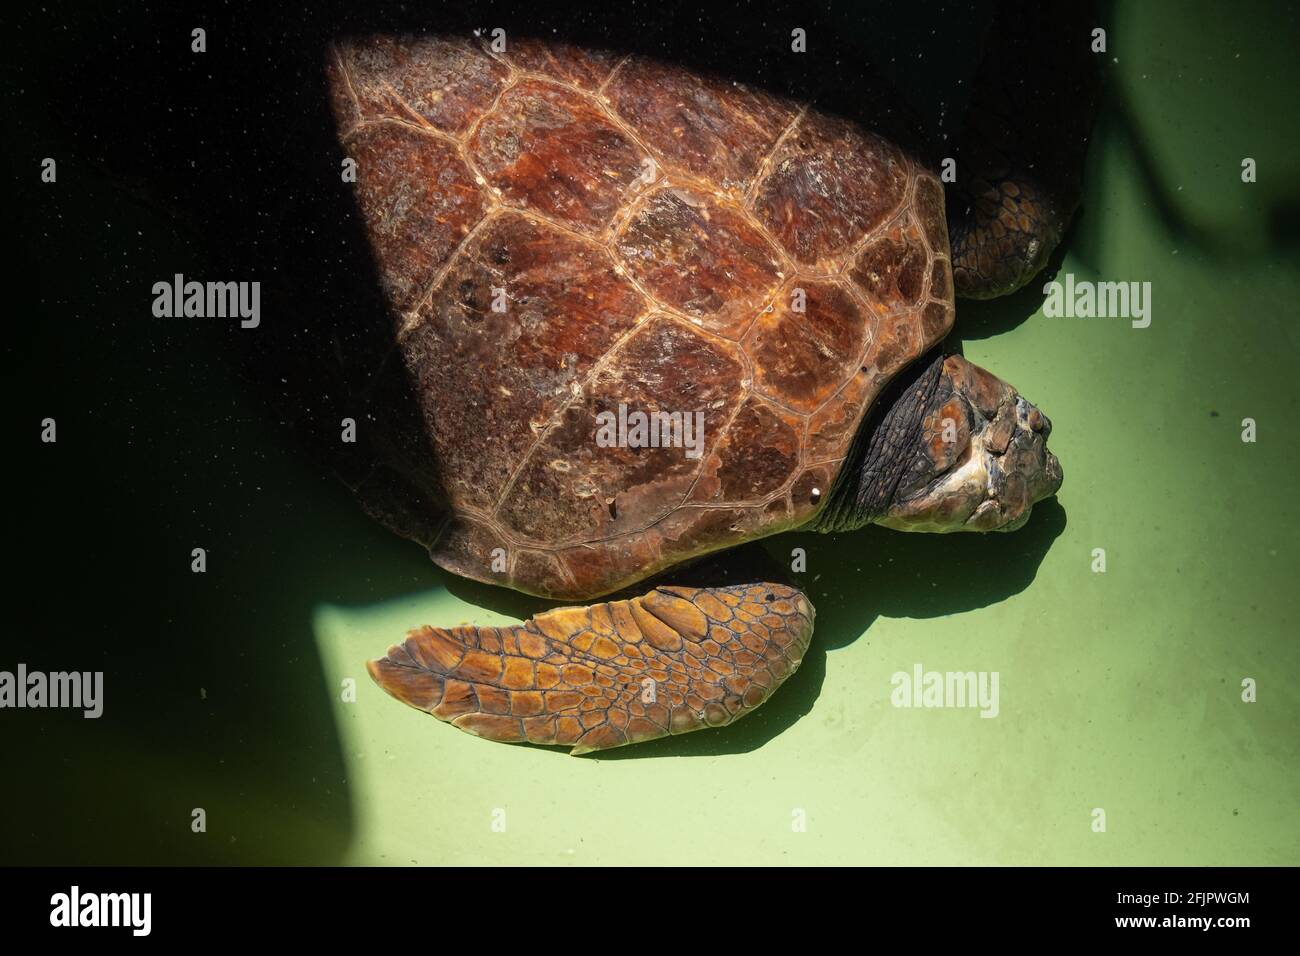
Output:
368,583,814,755
947,0,1102,298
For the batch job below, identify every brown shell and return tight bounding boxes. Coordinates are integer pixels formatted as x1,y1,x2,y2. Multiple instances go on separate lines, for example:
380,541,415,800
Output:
328,35,955,600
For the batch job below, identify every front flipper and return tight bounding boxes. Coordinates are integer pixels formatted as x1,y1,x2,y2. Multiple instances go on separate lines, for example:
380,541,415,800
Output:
368,583,814,755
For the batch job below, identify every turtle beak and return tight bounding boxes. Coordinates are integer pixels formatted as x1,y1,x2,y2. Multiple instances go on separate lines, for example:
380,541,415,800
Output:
981,394,1062,532
1038,416,1064,500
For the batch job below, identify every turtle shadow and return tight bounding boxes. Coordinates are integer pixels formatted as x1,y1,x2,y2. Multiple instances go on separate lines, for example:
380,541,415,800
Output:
443,574,568,620
954,216,1082,340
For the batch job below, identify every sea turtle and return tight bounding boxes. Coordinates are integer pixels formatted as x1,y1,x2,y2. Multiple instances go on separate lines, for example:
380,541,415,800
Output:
325,15,1095,754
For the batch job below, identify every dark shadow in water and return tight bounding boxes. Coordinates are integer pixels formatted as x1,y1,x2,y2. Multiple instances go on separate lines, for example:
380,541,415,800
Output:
1084,81,1300,262
1268,200,1300,247
955,216,1082,340
443,573,567,622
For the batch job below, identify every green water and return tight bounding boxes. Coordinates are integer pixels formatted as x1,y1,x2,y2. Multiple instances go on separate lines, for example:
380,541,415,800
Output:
6,2,1297,867
304,4,1300,866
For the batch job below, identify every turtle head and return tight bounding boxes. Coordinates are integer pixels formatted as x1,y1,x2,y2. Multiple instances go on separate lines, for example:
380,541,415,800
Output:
875,355,1062,533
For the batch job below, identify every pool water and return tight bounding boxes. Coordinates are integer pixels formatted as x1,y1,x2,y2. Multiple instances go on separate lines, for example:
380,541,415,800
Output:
5,0,1297,867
